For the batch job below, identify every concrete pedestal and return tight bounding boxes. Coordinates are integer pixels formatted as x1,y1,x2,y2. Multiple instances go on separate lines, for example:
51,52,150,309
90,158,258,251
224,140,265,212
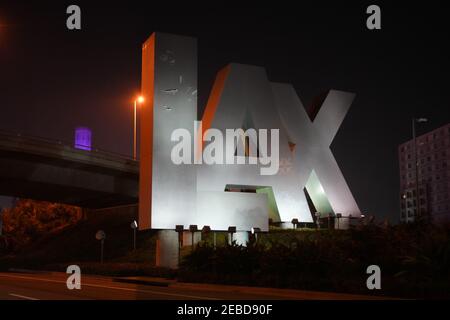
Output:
334,217,350,230
155,230,179,269
279,222,296,230
182,231,202,246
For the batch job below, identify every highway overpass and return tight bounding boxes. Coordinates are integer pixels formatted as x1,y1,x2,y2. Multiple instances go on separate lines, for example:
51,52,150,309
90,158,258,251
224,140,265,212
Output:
0,130,138,208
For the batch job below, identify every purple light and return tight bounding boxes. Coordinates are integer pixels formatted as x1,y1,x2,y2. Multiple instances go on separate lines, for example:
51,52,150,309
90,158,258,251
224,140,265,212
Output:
74,127,92,151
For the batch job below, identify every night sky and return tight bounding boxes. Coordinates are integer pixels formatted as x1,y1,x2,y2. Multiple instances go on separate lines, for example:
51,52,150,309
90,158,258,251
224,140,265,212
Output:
0,1,449,222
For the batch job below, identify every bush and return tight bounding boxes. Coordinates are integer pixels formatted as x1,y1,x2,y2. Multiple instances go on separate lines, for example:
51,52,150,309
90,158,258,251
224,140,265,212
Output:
1,199,82,252
179,222,450,298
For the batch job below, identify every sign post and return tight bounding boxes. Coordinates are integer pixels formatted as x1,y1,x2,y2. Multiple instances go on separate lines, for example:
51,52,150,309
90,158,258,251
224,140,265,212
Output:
95,230,106,263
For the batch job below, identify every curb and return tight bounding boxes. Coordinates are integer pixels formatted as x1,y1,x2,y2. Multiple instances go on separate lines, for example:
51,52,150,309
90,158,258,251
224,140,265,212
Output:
112,277,172,287
8,268,50,274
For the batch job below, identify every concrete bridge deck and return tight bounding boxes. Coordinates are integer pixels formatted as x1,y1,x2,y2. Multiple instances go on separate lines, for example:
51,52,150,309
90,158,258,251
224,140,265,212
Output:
0,130,139,208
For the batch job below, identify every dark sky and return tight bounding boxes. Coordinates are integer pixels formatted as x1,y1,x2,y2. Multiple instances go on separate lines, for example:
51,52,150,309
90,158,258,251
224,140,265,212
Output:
0,1,449,222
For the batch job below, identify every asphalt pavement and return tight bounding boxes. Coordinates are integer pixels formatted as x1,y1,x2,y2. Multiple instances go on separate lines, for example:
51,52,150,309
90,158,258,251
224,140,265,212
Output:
0,271,384,300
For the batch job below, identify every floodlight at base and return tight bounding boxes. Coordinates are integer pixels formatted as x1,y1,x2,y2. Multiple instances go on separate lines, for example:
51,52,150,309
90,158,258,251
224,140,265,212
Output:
228,231,249,246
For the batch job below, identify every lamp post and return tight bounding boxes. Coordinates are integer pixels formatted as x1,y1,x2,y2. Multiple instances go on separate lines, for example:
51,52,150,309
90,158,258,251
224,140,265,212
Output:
95,230,106,264
130,220,138,251
133,96,144,160
412,117,428,219
401,193,407,222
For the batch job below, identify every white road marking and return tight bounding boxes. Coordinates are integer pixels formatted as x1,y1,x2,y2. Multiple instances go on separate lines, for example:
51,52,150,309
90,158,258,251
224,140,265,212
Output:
9,293,39,300
0,274,218,300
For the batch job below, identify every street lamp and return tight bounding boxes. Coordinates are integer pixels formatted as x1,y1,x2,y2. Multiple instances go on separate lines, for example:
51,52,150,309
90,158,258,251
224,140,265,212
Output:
412,117,428,219
130,220,138,251
401,194,407,222
95,230,106,263
133,95,145,160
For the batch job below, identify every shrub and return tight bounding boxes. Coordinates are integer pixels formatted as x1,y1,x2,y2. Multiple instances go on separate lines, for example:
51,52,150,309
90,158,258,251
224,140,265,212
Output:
179,222,450,298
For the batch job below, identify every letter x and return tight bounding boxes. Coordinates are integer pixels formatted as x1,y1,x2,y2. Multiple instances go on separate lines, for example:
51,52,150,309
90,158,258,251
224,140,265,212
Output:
272,83,361,217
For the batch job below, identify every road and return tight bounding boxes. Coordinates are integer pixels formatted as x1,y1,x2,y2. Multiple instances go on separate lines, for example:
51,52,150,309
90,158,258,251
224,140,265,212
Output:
0,271,383,300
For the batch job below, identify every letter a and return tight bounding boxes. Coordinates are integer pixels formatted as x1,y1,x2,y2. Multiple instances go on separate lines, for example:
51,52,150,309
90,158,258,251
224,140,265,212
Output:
66,5,81,30
66,265,81,290
366,5,381,30
366,265,381,289
171,129,192,165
